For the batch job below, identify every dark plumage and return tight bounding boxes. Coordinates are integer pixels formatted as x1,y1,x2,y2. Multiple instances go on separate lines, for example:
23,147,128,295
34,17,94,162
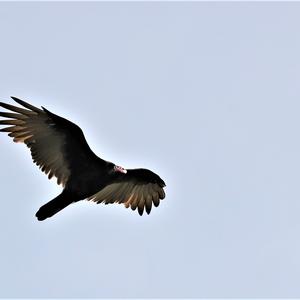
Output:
0,97,166,220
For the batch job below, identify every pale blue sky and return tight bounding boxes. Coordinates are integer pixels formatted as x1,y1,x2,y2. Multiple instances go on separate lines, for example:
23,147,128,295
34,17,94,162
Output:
1,2,300,298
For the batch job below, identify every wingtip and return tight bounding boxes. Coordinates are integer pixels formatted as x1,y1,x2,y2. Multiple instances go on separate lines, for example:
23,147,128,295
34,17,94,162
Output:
138,206,144,216
10,96,43,113
0,101,12,110
10,96,24,105
159,179,166,188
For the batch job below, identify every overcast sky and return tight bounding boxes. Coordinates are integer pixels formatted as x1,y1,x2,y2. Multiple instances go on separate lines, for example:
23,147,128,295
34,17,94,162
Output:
1,2,300,298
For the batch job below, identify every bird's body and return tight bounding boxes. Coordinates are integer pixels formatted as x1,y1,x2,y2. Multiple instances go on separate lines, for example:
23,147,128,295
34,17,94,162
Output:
0,97,166,220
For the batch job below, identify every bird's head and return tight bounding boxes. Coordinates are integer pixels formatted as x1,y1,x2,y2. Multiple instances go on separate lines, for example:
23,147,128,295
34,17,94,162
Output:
114,165,127,174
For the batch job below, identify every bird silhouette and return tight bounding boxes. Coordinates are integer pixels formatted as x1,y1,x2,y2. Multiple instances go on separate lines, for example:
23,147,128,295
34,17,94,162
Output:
0,97,166,220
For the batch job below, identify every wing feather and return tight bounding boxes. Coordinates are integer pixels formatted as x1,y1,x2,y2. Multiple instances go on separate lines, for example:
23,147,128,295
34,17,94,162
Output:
152,191,160,207
0,97,94,187
0,125,25,132
137,192,145,216
130,186,140,211
11,96,43,113
0,112,27,120
0,102,37,115
0,119,25,125
87,169,166,216
145,185,153,215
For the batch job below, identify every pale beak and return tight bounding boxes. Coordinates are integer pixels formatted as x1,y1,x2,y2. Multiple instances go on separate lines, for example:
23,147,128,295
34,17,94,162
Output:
114,165,127,174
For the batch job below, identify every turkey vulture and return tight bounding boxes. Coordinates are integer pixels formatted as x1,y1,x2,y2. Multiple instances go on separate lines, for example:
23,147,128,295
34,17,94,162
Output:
0,97,166,220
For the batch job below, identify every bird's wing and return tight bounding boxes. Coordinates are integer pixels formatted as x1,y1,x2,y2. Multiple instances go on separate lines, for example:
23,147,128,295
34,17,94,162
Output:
88,168,166,215
0,97,97,186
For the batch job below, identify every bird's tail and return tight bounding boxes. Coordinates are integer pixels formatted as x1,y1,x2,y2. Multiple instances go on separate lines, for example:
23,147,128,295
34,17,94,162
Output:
35,192,73,221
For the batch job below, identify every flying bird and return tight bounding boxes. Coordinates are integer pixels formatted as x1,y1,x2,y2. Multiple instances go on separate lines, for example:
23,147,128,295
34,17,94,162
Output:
0,97,166,221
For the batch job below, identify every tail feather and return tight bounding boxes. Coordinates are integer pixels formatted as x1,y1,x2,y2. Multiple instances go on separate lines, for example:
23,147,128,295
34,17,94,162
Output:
35,192,73,221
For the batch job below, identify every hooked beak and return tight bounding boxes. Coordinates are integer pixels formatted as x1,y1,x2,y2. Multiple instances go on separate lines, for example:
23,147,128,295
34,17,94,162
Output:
114,165,127,174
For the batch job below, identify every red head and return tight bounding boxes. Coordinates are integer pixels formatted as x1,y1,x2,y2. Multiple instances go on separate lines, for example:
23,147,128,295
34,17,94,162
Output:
114,165,127,174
